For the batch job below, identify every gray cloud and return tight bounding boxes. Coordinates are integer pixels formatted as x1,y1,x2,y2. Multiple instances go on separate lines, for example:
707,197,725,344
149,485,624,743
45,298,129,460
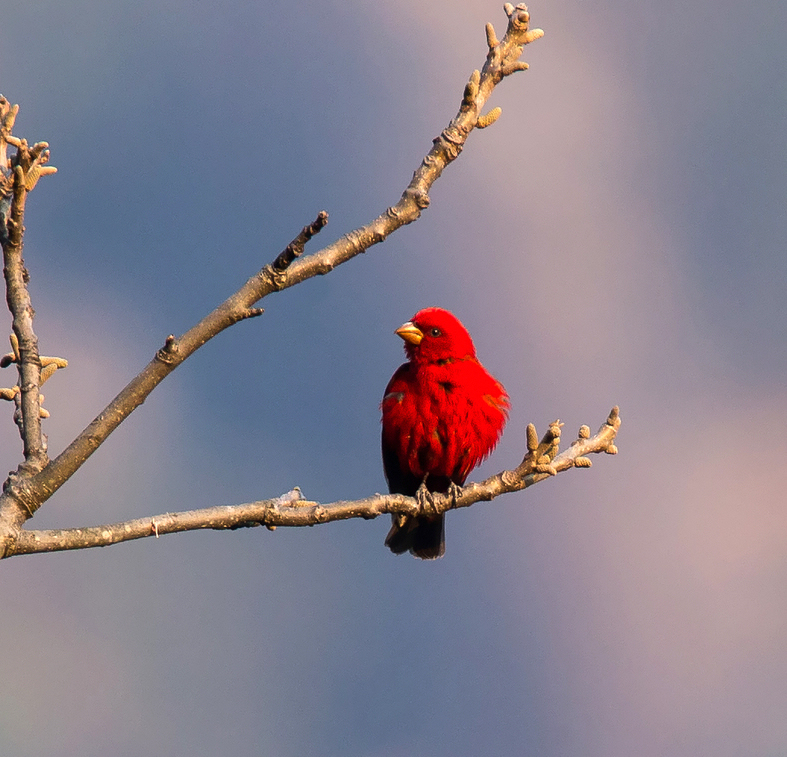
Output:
2,1,786,755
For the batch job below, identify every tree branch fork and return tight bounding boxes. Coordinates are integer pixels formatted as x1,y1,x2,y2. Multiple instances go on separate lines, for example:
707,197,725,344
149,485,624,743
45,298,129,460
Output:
0,6,621,559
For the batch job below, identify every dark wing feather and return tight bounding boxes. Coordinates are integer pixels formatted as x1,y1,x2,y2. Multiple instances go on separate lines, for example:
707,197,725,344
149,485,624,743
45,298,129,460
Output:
381,365,446,559
382,421,446,559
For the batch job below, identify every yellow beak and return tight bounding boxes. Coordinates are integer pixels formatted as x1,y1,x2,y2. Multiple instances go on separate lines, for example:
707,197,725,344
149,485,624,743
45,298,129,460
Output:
395,321,423,345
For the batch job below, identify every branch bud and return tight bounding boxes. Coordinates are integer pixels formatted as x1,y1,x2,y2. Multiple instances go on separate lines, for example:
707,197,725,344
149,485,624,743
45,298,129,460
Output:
477,107,502,129
485,22,499,49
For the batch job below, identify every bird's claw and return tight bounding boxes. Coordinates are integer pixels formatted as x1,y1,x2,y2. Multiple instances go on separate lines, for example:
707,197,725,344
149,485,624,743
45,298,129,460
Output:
447,481,463,507
415,481,438,517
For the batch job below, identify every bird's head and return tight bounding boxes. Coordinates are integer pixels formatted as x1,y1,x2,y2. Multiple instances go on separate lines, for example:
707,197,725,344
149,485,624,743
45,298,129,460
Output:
396,307,476,364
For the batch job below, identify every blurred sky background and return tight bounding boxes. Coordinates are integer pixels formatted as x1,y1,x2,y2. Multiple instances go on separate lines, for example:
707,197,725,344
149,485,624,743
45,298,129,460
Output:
2,1,786,755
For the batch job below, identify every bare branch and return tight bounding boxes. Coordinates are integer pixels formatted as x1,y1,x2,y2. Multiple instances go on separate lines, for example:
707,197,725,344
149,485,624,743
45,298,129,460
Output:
270,6,544,289
0,96,59,475
270,210,329,279
7,409,620,558
0,6,545,528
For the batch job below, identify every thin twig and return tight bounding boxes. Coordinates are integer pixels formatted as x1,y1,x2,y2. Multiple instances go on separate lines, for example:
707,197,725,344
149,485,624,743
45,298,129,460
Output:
0,98,57,473
271,210,329,275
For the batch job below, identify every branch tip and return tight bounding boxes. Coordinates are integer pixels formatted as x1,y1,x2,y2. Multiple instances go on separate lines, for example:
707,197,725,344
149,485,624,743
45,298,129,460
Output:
513,9,530,29
271,210,330,274
547,420,563,442
526,422,538,452
485,22,500,49
502,61,530,76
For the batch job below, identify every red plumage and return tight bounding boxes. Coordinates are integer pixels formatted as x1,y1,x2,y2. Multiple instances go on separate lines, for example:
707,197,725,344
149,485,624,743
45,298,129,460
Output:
381,307,509,559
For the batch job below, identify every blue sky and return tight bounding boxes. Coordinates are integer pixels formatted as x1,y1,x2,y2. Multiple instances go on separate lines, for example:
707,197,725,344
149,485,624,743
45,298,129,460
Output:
2,1,786,755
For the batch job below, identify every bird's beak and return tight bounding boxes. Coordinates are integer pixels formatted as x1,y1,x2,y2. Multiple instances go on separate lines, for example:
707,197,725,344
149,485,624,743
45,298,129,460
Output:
395,321,423,345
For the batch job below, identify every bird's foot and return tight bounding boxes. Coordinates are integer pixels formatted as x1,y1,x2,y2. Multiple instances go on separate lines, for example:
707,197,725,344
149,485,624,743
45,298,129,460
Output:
415,481,438,517
446,481,463,507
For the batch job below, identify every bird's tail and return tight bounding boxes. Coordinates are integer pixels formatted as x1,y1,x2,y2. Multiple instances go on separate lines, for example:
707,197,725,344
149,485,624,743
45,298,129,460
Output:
385,514,445,560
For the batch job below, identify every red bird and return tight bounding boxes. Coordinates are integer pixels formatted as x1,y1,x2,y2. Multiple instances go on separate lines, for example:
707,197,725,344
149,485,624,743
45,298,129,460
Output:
381,307,509,559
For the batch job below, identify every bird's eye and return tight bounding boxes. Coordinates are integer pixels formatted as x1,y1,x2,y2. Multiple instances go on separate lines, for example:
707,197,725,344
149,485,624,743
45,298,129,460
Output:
430,328,442,337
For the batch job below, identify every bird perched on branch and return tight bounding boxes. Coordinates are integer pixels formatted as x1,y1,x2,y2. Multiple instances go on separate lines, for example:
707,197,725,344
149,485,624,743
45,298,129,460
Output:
381,307,509,559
